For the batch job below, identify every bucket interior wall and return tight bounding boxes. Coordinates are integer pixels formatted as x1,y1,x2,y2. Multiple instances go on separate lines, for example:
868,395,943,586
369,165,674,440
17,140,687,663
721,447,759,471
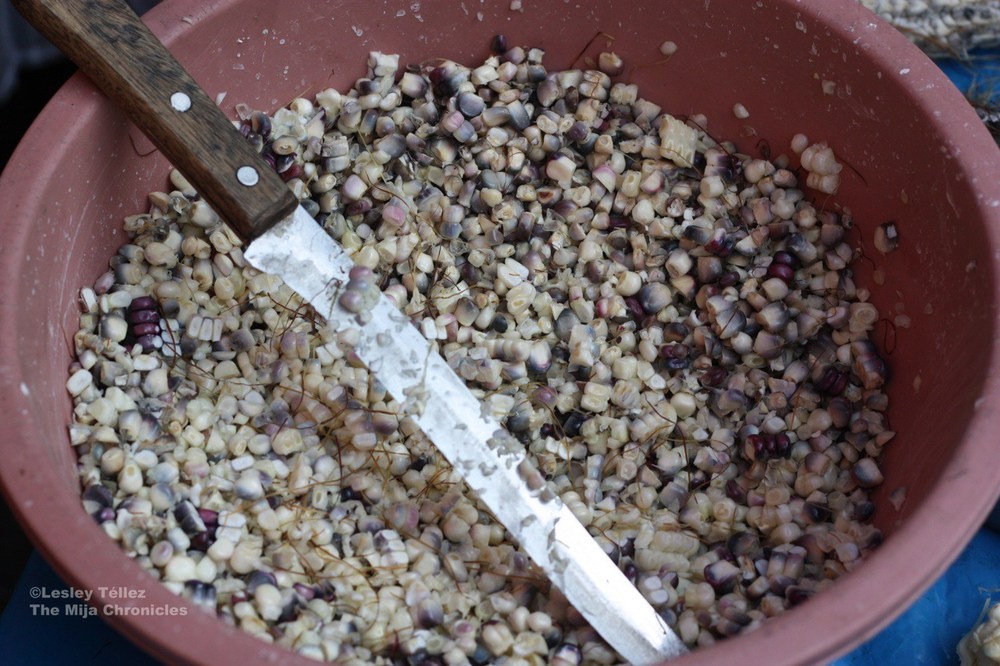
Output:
2,0,996,664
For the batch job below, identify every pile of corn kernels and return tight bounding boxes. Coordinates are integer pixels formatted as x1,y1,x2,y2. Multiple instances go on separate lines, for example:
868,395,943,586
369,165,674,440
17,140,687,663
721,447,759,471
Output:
67,43,892,664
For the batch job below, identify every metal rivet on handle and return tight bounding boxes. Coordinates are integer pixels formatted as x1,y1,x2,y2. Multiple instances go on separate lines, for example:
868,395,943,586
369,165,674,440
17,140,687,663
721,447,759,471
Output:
169,91,192,112
236,166,260,187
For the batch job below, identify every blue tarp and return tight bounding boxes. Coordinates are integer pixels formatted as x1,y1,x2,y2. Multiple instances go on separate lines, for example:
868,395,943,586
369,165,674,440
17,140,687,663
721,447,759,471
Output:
832,529,1000,665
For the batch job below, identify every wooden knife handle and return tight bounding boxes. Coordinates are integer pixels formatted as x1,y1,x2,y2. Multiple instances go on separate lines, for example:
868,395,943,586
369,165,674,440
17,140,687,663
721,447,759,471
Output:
11,0,298,242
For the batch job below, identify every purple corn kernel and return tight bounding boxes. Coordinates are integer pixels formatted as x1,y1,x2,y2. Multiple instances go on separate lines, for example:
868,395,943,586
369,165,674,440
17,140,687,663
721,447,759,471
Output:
854,501,876,521
718,270,740,288
785,586,814,606
815,365,848,396
694,283,720,310
356,79,380,95
689,470,710,490
803,501,832,524
767,552,789,577
246,570,278,594
198,508,219,529
699,366,728,388
725,479,748,504
457,93,485,119
550,200,578,220
185,580,216,606
594,297,614,319
136,335,161,352
804,452,832,476
250,111,272,137
277,598,305,624
744,433,773,461
720,603,753,627
660,571,680,589
598,541,622,564
772,250,797,267
663,321,689,342
440,110,465,133
745,576,771,600
280,163,304,182
609,214,630,229
314,582,336,602
531,386,558,407
794,534,826,565
429,66,456,97
346,199,372,216
714,619,745,637
561,412,586,437
83,484,113,508
696,256,724,284
245,132,264,153
769,221,795,243
349,265,375,282
507,100,531,130
339,486,363,503
658,355,686,372
745,490,766,513
820,223,845,247
774,433,791,457
274,154,295,174
127,308,159,324
784,553,805,581
624,297,645,321
260,150,277,171
727,531,760,558
416,599,445,628
188,531,214,552
129,296,157,311
785,233,813,262
551,644,582,666
769,575,794,596
705,232,734,257
173,500,206,534
704,560,740,594
660,343,689,360
567,121,589,143
132,323,160,337
459,261,480,284
766,261,795,283
684,223,712,245
763,434,777,458
620,558,638,583
293,582,316,601
852,342,889,390
127,296,161,351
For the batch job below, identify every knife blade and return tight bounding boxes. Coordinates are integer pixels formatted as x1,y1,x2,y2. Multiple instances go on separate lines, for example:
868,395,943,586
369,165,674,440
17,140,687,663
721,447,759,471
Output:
14,0,688,662
245,208,689,663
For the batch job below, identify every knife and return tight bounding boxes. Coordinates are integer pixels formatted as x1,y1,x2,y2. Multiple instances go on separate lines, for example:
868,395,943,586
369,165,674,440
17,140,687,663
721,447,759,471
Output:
14,0,688,662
